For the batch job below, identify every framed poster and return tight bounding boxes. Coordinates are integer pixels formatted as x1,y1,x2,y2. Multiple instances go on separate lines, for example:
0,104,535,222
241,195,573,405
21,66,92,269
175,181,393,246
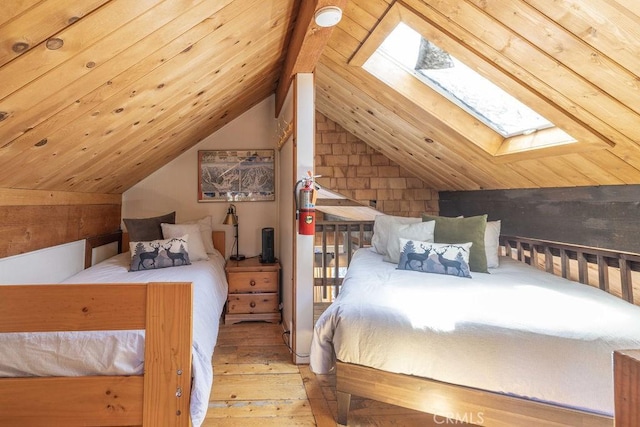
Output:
198,149,275,202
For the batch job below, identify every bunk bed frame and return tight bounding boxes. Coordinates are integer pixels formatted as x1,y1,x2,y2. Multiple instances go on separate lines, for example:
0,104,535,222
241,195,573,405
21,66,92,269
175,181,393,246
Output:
335,235,640,426
0,230,226,426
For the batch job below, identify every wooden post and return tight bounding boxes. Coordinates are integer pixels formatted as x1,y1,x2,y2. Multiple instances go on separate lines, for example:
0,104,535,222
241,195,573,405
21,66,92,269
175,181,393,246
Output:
614,350,640,426
143,282,193,427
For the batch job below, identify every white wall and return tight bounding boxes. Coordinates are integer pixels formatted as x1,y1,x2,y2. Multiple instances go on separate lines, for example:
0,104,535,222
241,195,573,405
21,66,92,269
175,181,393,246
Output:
276,75,315,364
277,86,295,339
123,96,279,260
0,240,85,284
293,74,315,364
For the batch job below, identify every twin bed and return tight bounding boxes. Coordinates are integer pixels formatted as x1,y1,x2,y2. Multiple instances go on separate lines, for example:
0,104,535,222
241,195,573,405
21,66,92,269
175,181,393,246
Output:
311,216,640,426
0,229,228,426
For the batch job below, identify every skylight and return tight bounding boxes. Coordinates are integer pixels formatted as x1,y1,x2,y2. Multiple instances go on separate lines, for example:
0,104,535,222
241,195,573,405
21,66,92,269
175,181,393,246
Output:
376,23,553,138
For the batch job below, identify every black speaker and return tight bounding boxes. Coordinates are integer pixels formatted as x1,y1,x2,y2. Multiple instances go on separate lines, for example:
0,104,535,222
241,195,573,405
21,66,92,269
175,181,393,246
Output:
261,227,275,264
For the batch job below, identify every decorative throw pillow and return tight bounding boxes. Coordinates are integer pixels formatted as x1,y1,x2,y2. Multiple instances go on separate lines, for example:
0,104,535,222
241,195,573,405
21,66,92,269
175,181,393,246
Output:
123,211,176,242
421,214,488,273
161,223,208,261
185,216,216,254
371,215,421,256
485,220,501,268
129,235,191,271
397,239,472,278
383,221,436,264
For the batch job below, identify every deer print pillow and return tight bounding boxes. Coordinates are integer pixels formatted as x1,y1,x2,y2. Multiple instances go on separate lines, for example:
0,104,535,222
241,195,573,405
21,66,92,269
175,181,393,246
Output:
129,235,191,272
397,238,472,278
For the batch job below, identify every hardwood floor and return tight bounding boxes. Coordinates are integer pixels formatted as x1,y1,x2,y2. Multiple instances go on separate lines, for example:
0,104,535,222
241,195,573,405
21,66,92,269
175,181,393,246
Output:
206,322,447,426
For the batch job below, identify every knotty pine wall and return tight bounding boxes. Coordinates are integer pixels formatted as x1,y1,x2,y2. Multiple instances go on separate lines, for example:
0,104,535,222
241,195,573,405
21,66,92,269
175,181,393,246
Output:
0,189,121,259
315,113,438,217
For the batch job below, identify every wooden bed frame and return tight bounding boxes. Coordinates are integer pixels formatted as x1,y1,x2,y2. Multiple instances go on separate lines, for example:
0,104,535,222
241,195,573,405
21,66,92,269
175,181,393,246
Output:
0,229,226,426
336,235,640,426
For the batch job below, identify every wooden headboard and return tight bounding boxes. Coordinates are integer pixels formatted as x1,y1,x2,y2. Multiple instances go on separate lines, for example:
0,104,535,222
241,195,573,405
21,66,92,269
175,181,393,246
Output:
85,230,226,269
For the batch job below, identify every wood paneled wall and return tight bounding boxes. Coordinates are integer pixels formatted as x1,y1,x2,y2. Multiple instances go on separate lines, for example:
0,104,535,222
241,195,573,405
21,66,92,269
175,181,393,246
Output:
0,189,121,258
439,185,640,254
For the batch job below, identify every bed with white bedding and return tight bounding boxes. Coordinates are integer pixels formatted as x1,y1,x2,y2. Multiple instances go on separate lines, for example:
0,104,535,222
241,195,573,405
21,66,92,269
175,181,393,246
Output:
311,246,640,425
0,231,228,427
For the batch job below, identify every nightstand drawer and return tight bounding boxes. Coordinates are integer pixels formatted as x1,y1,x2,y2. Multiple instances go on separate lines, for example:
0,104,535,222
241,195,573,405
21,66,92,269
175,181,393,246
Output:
224,258,280,325
228,271,278,293
226,293,279,314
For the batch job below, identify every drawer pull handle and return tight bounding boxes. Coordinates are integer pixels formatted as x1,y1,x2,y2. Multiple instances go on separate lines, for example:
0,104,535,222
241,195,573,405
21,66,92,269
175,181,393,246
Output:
250,301,256,308
250,280,256,286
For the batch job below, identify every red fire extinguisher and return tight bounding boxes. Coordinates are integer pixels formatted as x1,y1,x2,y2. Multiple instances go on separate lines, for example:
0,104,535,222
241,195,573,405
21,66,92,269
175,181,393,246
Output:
295,172,317,235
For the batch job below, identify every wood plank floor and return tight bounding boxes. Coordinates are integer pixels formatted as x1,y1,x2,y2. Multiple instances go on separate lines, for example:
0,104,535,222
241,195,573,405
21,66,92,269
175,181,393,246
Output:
205,321,449,426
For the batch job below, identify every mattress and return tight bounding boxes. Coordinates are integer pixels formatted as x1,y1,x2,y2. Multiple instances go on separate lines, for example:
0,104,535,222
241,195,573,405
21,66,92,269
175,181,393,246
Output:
310,247,640,415
0,250,228,427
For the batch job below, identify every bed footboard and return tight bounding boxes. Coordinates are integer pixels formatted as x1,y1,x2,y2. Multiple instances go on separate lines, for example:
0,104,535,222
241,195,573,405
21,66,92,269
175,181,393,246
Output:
0,282,193,427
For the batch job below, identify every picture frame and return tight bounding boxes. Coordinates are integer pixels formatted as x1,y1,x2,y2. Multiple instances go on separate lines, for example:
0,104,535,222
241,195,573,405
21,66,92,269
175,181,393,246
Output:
198,149,275,202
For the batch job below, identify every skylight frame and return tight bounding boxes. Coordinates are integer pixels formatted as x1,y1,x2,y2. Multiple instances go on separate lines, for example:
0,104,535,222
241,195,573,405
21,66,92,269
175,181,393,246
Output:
347,2,593,161
377,22,555,139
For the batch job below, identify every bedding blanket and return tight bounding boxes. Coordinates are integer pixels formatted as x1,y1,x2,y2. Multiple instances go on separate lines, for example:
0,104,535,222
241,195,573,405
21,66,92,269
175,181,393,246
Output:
310,248,640,415
0,251,228,427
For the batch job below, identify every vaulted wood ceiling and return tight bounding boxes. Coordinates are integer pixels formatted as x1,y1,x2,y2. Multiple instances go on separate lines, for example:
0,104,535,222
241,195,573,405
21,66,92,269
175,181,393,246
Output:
1,0,640,195
0,0,297,194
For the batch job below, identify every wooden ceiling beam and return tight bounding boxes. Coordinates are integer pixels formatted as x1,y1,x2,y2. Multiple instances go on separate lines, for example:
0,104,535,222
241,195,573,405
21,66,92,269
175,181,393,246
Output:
275,0,347,116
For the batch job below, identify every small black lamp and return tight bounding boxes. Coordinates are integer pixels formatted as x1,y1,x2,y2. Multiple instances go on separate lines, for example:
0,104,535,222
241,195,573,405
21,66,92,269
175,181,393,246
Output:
223,204,245,261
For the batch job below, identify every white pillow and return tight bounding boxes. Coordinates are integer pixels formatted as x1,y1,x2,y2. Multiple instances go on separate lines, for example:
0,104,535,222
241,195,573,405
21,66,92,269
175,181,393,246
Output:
185,216,216,254
485,220,501,268
383,221,435,264
371,215,421,255
161,223,209,261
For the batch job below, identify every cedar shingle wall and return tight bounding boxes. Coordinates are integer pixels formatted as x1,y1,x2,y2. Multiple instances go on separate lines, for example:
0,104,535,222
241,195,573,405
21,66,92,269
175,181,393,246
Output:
315,113,438,217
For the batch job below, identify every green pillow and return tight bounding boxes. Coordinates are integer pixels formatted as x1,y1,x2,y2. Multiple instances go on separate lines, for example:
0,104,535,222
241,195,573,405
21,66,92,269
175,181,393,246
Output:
421,214,488,273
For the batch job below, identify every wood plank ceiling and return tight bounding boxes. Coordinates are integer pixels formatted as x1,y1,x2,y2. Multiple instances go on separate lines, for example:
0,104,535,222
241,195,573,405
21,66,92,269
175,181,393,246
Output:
316,0,640,190
0,0,298,194
1,0,640,195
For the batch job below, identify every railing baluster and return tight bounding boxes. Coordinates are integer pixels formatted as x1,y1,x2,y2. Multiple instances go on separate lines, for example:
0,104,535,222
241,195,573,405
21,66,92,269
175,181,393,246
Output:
561,249,570,279
531,244,539,267
505,239,513,259
333,224,340,299
577,251,588,284
620,256,633,303
544,246,554,274
322,225,328,299
597,255,609,292
517,241,524,262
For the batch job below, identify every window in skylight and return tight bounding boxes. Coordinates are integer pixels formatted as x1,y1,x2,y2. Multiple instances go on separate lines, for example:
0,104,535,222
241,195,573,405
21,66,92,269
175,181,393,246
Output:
377,23,553,138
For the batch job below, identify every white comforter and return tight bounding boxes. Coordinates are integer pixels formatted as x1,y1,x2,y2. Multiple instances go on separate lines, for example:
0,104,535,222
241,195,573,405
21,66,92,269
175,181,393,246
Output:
0,251,228,427
310,248,640,415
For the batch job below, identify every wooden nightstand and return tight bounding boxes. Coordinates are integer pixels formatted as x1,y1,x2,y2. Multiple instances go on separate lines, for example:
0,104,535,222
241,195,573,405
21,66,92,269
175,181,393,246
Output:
224,257,281,325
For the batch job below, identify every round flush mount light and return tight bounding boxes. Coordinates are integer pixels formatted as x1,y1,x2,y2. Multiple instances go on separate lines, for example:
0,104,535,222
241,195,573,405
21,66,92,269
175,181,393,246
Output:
314,6,343,27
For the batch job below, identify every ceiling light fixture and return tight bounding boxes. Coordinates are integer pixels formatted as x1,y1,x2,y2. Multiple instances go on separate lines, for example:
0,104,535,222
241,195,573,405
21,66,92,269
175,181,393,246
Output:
314,6,342,27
